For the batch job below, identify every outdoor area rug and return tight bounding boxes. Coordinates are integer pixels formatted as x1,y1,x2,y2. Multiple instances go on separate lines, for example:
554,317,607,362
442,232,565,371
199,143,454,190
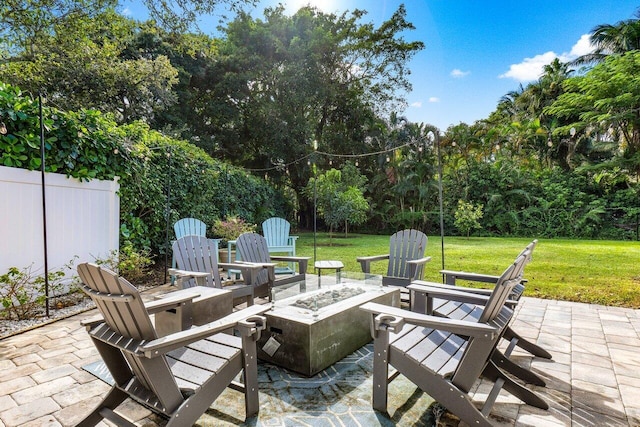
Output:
83,343,440,426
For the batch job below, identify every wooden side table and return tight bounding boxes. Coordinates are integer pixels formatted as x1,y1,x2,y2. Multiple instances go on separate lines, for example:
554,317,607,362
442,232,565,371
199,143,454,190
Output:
314,260,344,287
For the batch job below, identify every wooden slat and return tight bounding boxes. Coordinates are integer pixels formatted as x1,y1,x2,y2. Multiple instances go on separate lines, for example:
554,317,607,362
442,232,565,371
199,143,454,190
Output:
172,236,221,288
386,229,427,279
174,218,206,239
262,217,291,248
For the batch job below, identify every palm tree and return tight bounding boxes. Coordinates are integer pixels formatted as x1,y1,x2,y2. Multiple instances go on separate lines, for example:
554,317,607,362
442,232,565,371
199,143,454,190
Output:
571,9,640,66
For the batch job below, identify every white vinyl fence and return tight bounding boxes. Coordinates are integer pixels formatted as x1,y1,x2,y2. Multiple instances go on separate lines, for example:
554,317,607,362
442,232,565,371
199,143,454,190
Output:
0,166,119,290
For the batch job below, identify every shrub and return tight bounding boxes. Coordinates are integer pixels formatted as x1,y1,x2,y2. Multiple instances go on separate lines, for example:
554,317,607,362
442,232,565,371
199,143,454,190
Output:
212,216,257,245
454,200,484,239
93,244,154,285
0,259,78,320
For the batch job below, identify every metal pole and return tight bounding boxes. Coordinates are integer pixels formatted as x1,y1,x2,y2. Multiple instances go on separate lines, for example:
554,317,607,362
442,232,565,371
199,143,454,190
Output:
313,162,317,266
38,92,50,317
436,131,445,277
313,140,318,266
163,146,172,284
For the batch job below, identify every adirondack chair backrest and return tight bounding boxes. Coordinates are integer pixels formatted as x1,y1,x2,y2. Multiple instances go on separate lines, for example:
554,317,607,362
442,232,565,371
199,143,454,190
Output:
172,235,223,288
388,229,428,279
77,263,183,411
262,217,290,248
236,232,271,285
449,255,525,391
478,251,528,324
174,217,207,239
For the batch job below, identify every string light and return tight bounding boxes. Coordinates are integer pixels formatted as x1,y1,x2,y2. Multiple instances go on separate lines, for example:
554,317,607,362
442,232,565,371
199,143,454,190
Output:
244,140,418,172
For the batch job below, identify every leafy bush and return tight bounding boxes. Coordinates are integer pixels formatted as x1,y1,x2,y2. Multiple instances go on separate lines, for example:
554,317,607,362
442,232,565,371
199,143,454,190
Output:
0,260,78,320
0,82,129,180
454,200,484,238
212,216,257,244
0,81,291,257
93,244,154,285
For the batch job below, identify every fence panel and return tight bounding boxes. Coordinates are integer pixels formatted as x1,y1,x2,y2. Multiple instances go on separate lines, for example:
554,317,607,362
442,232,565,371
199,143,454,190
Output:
0,166,119,288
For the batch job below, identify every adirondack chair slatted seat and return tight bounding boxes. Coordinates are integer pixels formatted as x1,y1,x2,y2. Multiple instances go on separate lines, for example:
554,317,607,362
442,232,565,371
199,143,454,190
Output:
169,235,266,306
235,232,310,299
76,263,268,427
357,229,431,303
361,253,547,427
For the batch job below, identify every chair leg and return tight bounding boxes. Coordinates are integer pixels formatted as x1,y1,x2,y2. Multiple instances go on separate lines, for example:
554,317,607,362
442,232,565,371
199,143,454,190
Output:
242,334,260,417
482,362,548,410
372,329,391,413
491,350,546,386
503,326,552,359
76,387,129,427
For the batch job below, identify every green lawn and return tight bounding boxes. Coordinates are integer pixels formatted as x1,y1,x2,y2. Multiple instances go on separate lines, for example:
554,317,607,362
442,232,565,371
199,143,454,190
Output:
294,233,640,308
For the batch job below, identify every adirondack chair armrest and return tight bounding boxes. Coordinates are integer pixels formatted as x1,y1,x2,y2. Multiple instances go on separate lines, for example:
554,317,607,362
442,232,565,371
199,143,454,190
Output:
234,260,277,281
140,304,271,357
406,256,432,278
81,314,105,329
440,269,500,286
411,280,495,296
410,281,521,306
168,268,211,287
360,302,498,339
144,291,201,315
356,254,390,273
408,283,492,306
219,262,263,285
269,256,311,273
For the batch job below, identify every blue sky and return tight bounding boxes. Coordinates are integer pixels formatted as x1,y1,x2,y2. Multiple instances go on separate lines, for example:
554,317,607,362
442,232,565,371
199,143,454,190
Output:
123,0,640,130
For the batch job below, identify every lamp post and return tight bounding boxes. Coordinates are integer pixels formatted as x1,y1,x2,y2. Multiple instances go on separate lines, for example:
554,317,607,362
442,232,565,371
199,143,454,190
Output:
427,130,446,276
38,92,50,317
313,140,318,266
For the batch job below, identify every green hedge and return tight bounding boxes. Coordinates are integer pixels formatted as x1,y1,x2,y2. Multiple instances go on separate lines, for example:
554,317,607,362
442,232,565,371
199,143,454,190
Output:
0,81,288,255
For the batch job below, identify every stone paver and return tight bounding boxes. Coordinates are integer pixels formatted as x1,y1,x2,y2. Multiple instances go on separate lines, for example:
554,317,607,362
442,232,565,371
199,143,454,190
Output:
0,285,638,426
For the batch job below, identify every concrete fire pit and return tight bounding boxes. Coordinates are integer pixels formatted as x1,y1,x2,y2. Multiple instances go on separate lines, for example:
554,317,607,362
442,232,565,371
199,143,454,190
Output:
257,282,400,376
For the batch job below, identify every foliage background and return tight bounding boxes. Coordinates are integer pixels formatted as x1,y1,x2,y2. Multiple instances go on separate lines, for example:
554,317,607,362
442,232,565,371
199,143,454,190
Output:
0,82,288,255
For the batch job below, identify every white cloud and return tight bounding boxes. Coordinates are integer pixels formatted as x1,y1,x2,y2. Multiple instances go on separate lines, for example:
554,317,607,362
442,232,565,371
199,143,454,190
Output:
499,51,557,82
451,69,470,78
410,101,423,108
122,7,132,16
429,97,440,103
570,34,594,57
499,34,595,82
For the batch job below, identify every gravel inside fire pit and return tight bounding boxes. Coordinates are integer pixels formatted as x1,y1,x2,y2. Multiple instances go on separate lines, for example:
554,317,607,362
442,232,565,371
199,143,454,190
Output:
292,287,366,310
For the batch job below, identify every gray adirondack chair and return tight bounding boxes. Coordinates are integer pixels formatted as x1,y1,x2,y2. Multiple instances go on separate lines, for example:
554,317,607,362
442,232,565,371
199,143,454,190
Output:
173,217,206,239
356,229,431,287
409,244,549,390
361,252,547,427
235,232,310,299
75,262,268,427
410,240,552,368
169,235,263,306
435,240,550,360
170,218,207,285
